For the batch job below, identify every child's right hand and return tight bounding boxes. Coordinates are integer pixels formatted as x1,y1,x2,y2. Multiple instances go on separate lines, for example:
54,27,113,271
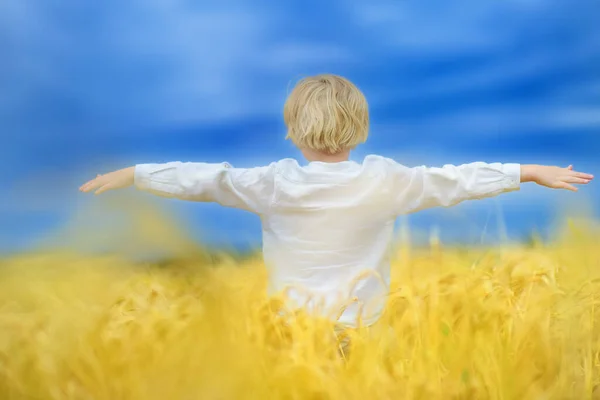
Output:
79,167,135,195
521,165,594,192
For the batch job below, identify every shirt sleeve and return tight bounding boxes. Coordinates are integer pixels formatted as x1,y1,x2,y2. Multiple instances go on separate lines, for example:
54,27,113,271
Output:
386,160,521,215
133,161,277,215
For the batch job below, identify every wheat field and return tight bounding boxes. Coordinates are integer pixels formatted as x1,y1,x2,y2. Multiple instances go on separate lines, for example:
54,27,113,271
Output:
1,202,599,399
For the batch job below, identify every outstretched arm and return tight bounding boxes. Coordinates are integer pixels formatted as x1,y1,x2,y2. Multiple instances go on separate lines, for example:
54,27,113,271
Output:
388,160,593,215
79,162,276,214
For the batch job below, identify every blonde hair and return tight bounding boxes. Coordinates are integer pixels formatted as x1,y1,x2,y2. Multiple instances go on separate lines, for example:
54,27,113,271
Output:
283,74,369,154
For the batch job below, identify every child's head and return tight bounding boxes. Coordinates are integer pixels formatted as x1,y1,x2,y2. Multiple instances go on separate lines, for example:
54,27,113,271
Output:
284,74,369,155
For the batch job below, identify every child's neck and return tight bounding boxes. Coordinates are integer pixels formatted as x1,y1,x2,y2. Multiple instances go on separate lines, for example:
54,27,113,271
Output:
301,148,350,163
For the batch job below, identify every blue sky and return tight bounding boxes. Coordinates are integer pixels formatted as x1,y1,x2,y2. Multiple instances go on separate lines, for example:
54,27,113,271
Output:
2,0,599,253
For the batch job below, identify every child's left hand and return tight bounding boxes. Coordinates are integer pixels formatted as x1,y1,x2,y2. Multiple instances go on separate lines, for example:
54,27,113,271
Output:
79,167,135,195
521,164,593,192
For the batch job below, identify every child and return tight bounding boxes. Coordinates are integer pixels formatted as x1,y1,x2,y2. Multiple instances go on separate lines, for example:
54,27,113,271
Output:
80,74,593,336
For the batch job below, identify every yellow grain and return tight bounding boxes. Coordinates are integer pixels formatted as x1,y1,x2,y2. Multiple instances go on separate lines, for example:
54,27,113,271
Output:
0,205,599,399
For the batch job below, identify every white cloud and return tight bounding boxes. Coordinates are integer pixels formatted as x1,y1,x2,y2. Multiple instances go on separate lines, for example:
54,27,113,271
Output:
2,0,598,135
0,1,274,128
0,0,363,131
548,108,600,129
259,43,355,71
396,104,600,135
347,2,537,53
92,2,274,124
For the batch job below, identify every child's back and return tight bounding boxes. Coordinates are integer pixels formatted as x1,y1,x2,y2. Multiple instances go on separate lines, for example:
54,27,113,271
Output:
263,156,398,327
80,74,593,329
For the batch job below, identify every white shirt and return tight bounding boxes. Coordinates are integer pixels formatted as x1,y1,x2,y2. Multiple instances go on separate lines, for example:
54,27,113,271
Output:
134,155,521,327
